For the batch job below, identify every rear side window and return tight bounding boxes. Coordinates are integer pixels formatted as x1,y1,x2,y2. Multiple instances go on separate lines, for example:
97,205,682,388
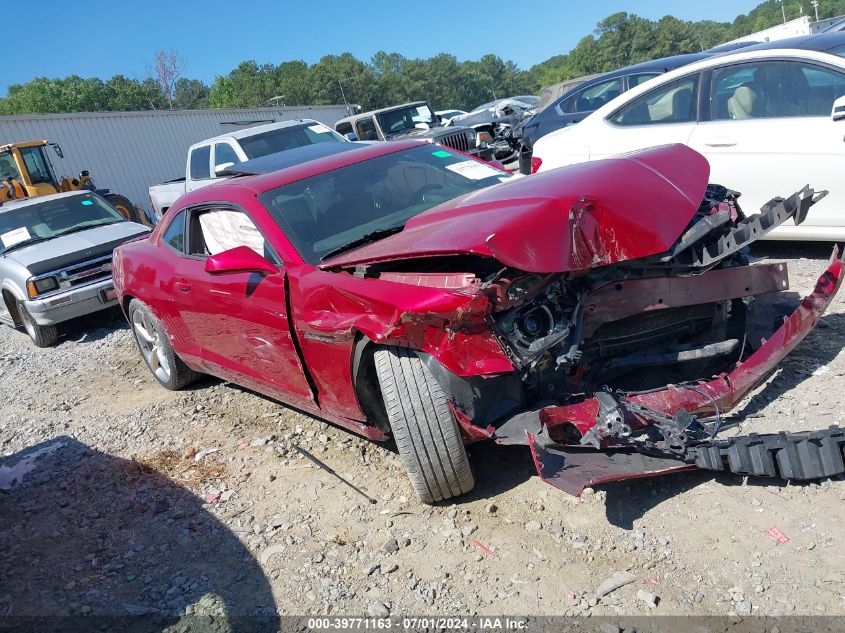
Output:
568,78,623,113
628,72,660,88
611,75,699,126
163,210,185,252
189,146,210,180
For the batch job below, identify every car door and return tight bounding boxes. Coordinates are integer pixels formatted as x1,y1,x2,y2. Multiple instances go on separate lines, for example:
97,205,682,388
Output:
211,142,242,178
687,59,845,230
185,145,214,193
177,203,314,405
588,73,702,160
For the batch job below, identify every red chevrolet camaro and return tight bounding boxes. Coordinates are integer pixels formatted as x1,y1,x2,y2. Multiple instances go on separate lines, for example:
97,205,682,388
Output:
113,140,845,503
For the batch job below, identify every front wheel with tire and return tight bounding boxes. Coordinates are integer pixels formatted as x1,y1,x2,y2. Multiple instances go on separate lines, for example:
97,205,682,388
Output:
129,299,199,390
374,346,475,503
16,300,59,347
104,193,148,226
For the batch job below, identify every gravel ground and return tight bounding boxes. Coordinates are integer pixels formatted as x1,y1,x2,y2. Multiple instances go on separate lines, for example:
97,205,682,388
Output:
1,242,844,626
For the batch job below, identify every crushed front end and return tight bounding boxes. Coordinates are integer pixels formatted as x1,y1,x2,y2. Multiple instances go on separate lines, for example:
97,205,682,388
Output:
481,184,845,494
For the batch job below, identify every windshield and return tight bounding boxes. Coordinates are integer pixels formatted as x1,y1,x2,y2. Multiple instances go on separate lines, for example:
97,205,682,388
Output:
257,145,510,265
376,104,436,137
0,193,125,255
238,123,346,160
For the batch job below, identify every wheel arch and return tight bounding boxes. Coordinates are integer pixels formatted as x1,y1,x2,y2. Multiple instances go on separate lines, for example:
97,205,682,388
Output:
1,287,23,327
351,333,524,433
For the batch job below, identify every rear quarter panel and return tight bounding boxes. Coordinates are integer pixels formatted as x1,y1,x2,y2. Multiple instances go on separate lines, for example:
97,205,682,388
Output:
113,234,203,369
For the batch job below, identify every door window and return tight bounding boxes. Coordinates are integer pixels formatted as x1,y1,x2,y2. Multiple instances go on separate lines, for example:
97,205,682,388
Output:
19,146,53,185
610,75,699,126
213,143,240,173
188,207,278,263
565,78,623,114
162,210,186,252
189,146,211,180
628,72,660,88
712,61,845,120
355,118,378,141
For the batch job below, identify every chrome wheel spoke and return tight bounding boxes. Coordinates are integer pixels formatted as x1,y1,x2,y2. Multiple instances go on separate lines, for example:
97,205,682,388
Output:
149,346,161,372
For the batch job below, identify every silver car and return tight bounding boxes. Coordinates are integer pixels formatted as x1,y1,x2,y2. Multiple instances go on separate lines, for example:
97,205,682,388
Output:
0,191,150,347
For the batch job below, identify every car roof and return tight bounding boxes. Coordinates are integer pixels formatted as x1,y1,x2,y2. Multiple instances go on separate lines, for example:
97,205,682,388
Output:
191,119,321,146
0,190,90,214
738,31,845,53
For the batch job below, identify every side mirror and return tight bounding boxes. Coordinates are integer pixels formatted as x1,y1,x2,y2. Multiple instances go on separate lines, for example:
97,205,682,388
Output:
51,143,64,159
214,162,235,176
205,246,278,276
344,132,358,141
832,95,845,122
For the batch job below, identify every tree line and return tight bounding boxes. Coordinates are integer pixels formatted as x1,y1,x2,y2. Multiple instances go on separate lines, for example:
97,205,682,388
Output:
3,0,844,116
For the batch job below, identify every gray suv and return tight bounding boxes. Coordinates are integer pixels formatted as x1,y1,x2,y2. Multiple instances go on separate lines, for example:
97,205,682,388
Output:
0,191,150,346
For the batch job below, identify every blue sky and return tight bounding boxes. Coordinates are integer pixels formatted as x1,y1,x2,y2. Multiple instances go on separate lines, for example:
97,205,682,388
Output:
5,0,760,95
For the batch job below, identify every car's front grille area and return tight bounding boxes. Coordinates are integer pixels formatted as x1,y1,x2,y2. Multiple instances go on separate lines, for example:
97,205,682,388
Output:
61,258,113,288
439,132,470,152
31,255,114,298
582,303,718,360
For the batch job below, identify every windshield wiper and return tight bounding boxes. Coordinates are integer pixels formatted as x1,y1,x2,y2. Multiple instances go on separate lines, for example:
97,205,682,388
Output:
54,220,123,238
320,225,405,261
1,236,54,255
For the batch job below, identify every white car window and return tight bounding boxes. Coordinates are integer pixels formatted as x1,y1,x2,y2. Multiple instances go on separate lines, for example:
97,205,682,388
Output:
712,61,845,121
610,75,699,126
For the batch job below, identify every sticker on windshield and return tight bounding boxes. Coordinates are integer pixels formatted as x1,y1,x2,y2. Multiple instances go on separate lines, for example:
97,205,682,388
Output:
445,160,501,180
81,200,93,206
416,105,432,119
308,124,331,134
1,227,31,248
432,150,451,158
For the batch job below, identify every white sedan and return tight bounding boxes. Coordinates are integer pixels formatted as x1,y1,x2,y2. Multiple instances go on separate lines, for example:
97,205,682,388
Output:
533,45,845,240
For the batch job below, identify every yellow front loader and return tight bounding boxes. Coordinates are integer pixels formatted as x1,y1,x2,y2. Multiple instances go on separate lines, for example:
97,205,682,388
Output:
0,140,151,226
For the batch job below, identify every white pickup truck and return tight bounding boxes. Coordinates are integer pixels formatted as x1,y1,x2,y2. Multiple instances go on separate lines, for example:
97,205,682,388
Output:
148,119,346,218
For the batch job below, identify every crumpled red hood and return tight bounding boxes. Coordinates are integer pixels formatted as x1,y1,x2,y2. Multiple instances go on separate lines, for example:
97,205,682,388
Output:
320,144,710,273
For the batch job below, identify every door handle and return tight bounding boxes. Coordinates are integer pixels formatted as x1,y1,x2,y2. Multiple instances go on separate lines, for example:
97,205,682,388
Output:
175,281,192,292
703,139,737,148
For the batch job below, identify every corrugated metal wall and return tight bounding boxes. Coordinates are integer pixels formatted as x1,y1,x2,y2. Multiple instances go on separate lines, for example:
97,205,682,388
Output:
0,105,352,217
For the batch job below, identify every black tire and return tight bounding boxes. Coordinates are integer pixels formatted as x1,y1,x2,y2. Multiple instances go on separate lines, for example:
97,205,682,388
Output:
128,299,199,390
104,193,148,226
16,300,59,347
374,346,474,503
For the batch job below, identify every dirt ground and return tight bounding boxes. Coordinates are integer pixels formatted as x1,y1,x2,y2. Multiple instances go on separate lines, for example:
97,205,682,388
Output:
1,242,844,628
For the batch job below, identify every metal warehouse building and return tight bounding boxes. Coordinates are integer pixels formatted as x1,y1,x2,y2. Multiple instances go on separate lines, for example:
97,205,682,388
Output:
0,105,352,218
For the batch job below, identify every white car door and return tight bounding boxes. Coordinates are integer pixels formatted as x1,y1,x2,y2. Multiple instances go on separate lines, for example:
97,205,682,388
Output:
687,59,845,236
586,74,703,160
185,145,215,193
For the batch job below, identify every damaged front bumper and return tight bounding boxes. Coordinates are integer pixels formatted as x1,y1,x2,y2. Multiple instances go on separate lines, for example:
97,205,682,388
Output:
495,247,845,496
